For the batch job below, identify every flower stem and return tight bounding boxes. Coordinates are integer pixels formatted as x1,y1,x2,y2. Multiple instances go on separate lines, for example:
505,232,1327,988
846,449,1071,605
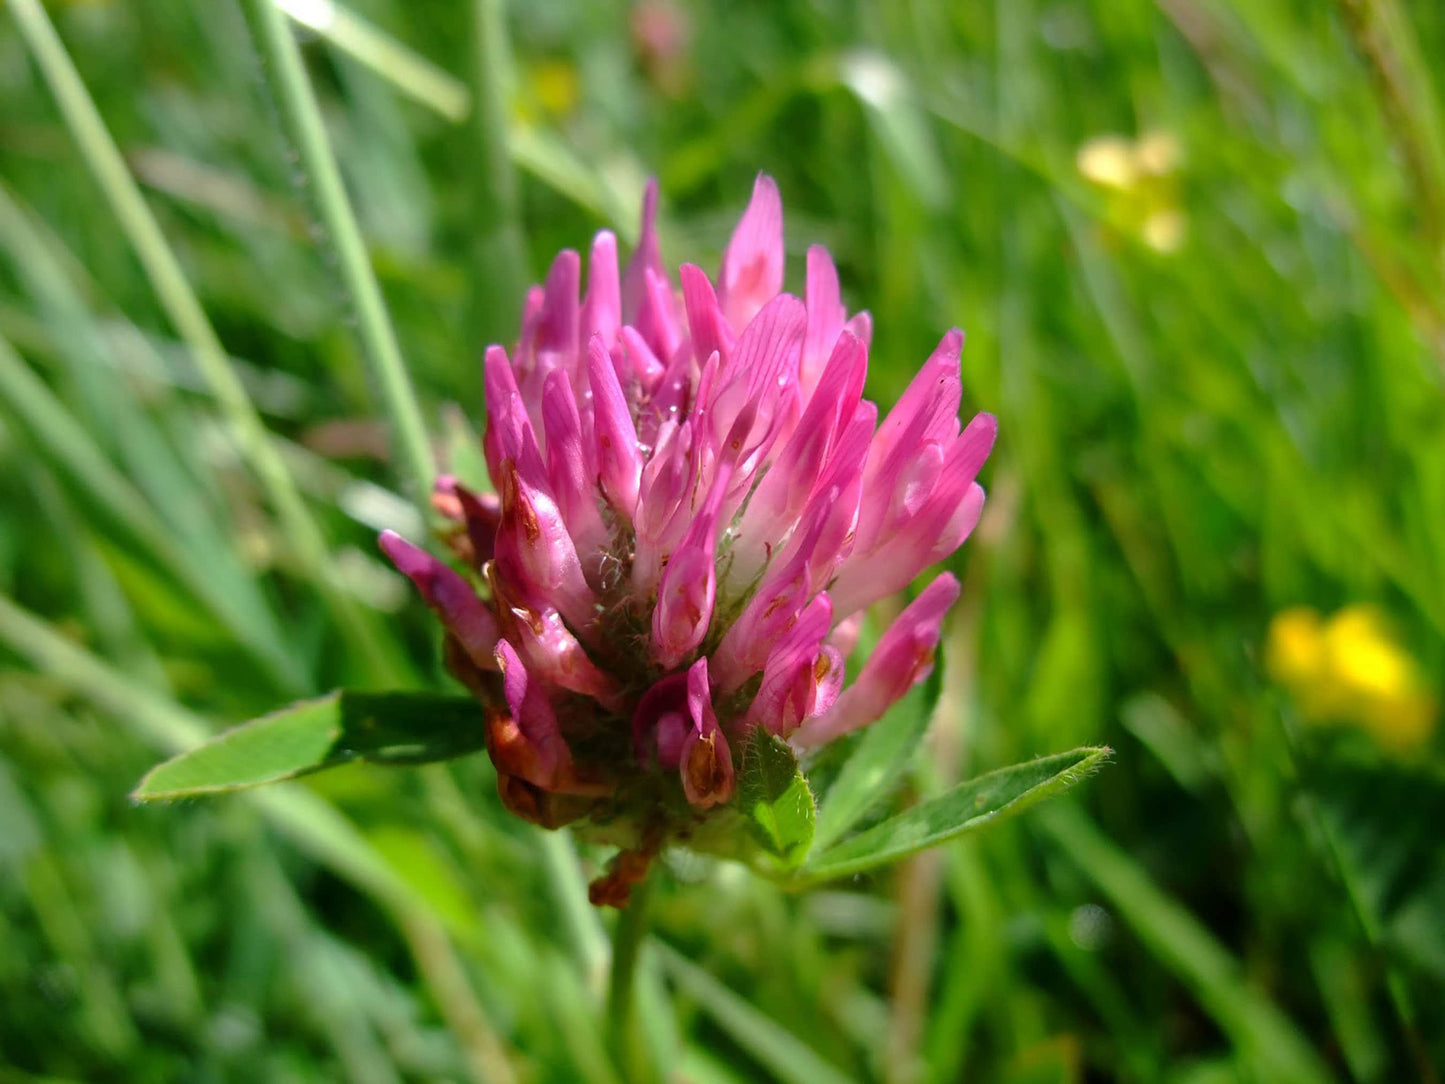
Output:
606,874,655,1079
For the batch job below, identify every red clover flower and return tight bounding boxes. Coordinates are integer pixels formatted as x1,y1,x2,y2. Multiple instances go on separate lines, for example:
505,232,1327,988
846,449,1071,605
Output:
380,176,995,901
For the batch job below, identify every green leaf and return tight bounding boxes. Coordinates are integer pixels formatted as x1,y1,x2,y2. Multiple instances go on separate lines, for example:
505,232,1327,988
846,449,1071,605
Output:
811,665,940,852
134,691,489,800
798,747,1109,884
738,731,816,869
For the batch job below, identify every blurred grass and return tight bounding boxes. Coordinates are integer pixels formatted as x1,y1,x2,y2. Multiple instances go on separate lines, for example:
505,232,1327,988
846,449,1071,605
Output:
1,0,1442,1080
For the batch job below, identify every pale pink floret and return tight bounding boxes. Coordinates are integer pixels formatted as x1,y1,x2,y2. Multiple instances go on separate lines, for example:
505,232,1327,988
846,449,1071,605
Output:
791,573,962,749
380,530,499,669
494,638,571,788
718,174,784,332
492,464,597,636
498,599,620,710
587,335,643,520
738,329,868,560
801,246,850,400
651,464,729,670
541,368,609,576
745,592,840,736
581,230,621,349
680,657,734,807
380,174,994,814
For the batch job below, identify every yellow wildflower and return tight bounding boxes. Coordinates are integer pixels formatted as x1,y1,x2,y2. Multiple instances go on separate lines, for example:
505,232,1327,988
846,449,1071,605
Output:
532,60,580,118
1266,604,1437,753
1266,606,1327,691
1076,130,1188,253
1076,136,1139,190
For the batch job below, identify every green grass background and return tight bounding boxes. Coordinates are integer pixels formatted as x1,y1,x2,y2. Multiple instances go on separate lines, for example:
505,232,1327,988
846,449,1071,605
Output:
2,0,1444,1080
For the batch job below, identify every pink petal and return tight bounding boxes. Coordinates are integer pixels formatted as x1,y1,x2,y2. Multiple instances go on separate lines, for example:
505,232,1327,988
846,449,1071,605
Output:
632,671,689,767
379,530,498,670
636,265,683,366
581,230,621,350
827,612,863,659
587,335,643,520
828,481,984,621
491,638,570,788
483,345,548,490
744,592,833,735
518,250,581,406
493,461,598,634
711,548,811,694
681,657,734,808
541,369,608,574
619,325,666,392
622,178,664,324
632,418,696,593
719,173,784,331
496,594,620,709
844,311,872,350
651,467,729,669
791,574,960,748
801,245,847,398
731,330,867,580
868,329,964,477
514,285,545,379
773,400,875,591
680,262,735,374
702,293,805,503
839,410,992,615
640,338,697,447
651,527,718,670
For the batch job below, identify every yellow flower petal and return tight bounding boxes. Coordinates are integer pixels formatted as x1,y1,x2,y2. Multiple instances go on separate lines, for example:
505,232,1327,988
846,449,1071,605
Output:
1135,130,1183,176
1142,209,1187,253
1077,135,1139,190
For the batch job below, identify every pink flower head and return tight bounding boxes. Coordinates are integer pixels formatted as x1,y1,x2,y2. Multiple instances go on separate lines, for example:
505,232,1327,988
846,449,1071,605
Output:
381,176,994,882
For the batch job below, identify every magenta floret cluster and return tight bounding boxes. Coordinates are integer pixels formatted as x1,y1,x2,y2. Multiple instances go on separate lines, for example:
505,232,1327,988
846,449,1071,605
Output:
380,176,995,884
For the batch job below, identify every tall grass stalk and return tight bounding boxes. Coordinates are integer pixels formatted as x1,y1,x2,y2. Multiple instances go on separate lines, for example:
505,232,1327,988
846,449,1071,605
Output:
240,0,438,512
0,591,436,923
0,330,306,691
8,0,404,685
467,0,529,351
275,0,471,122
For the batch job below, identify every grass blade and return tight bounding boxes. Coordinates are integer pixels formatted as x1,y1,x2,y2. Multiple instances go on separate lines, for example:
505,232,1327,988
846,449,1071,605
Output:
1037,805,1332,1084
0,331,305,691
653,942,853,1084
0,592,448,928
276,0,470,121
466,0,529,348
8,0,402,684
240,0,437,510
